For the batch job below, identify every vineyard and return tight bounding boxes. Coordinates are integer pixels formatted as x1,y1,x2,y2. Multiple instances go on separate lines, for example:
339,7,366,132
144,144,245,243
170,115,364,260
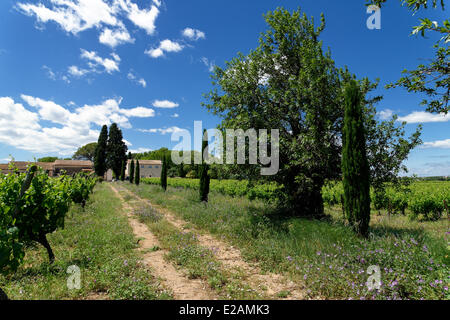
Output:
142,178,450,221
0,166,97,282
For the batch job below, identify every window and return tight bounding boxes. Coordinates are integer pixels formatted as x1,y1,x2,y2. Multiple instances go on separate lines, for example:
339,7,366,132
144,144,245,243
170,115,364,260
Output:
149,165,152,168
141,165,144,169
154,166,159,169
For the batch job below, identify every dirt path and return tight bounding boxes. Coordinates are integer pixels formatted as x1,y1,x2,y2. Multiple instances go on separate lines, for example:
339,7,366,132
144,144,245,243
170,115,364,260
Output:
120,184,307,300
110,184,218,300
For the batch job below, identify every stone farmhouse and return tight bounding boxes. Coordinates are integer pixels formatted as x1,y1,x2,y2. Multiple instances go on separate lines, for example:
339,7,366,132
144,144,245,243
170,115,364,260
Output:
126,160,162,179
0,160,94,176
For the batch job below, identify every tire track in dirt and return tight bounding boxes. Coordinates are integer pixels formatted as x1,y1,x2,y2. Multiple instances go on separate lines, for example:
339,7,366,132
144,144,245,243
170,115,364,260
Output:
121,185,307,300
110,184,218,300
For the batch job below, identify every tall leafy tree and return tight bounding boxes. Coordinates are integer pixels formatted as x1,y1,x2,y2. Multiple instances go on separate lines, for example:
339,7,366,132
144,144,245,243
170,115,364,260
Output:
129,160,135,184
94,125,108,177
199,130,210,202
161,156,168,191
204,8,345,216
342,80,371,237
204,7,422,217
107,123,128,179
73,143,98,161
135,160,140,186
368,0,449,114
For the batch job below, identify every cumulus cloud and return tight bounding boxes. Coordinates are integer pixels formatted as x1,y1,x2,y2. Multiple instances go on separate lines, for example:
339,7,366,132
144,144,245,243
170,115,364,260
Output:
182,27,205,41
397,111,449,123
422,139,450,149
17,0,161,47
0,95,155,155
145,40,183,58
171,113,179,118
128,147,153,154
152,100,179,108
99,27,134,47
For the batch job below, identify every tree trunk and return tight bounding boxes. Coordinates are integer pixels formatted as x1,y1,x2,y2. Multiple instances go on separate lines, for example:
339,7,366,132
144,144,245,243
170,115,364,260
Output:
37,234,55,264
0,287,8,300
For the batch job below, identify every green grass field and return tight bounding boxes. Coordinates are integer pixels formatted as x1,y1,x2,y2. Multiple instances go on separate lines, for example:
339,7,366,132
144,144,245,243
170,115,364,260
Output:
123,182,449,300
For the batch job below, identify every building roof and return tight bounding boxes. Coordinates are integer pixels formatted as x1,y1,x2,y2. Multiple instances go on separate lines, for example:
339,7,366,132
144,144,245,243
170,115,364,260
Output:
127,159,162,165
54,160,93,167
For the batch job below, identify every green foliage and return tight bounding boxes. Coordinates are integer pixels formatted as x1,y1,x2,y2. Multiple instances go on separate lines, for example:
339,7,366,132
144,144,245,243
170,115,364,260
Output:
106,123,128,179
161,156,168,191
342,80,371,237
129,160,135,184
135,160,140,186
94,125,108,177
120,160,125,181
142,178,282,202
73,142,97,161
68,173,97,209
203,7,345,216
37,157,58,163
199,130,210,202
323,180,450,221
0,166,97,266
368,0,449,114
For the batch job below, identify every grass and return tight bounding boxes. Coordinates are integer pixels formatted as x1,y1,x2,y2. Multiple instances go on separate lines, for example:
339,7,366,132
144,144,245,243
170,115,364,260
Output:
0,183,172,300
124,191,261,300
121,182,449,300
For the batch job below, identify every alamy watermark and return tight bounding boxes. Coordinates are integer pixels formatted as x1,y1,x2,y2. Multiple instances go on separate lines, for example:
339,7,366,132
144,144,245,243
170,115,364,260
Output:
67,265,81,290
367,5,381,30
170,121,279,176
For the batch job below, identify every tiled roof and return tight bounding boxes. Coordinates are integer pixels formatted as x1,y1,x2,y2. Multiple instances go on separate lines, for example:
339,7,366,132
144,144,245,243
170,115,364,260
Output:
54,160,93,167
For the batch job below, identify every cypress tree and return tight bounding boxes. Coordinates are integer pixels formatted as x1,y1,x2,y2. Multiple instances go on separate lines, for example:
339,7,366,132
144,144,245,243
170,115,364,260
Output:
342,80,371,237
199,130,210,202
135,160,140,186
161,156,167,191
106,123,128,179
129,160,135,184
120,160,125,181
94,125,108,177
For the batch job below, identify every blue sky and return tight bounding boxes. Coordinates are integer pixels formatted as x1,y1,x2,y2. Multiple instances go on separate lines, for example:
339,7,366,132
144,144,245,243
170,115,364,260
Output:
0,0,448,176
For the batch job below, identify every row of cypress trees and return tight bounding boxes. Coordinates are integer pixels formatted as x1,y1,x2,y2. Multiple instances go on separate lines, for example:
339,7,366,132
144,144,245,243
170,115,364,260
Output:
94,123,128,179
123,159,140,185
159,130,210,203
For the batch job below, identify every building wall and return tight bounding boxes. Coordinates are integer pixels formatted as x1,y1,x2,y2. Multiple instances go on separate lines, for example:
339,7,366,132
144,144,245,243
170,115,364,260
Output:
126,161,162,178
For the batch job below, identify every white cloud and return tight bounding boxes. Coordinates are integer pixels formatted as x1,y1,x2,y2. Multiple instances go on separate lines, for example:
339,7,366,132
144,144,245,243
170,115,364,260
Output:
152,100,179,108
145,40,183,58
80,49,120,73
397,111,449,123
182,27,205,41
138,126,186,135
127,70,147,88
17,0,162,47
422,139,450,149
17,0,120,35
378,109,394,120
119,106,154,117
68,65,89,77
0,95,155,155
201,57,215,72
99,27,134,47
171,113,179,118
42,65,56,80
138,78,147,88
